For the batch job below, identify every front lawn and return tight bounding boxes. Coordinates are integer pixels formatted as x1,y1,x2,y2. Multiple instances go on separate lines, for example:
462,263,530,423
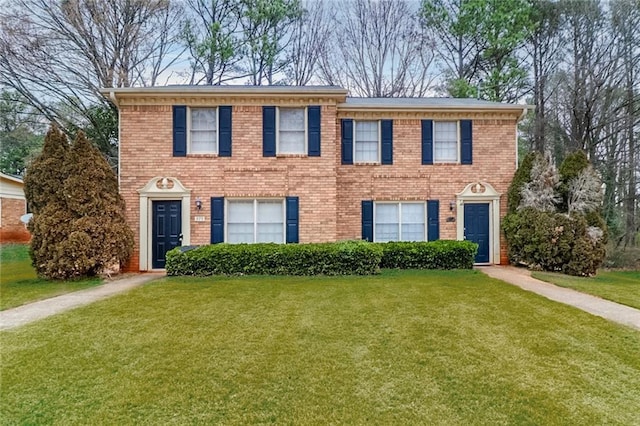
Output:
1,270,639,424
0,244,101,310
532,270,640,310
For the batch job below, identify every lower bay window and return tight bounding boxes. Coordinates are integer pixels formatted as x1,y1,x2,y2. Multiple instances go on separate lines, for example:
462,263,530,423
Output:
374,202,426,242
362,199,439,242
227,199,284,243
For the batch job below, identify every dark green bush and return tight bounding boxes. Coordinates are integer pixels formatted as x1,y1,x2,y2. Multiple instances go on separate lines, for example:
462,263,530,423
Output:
502,208,605,276
166,240,478,277
166,240,383,276
379,240,477,270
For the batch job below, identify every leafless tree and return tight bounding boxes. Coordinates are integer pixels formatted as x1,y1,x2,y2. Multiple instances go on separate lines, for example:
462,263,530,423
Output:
526,0,565,153
284,0,334,85
318,0,436,97
611,0,640,246
0,0,184,165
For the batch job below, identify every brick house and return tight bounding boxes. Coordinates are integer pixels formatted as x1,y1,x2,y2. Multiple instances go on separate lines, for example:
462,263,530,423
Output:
105,86,527,272
0,172,30,243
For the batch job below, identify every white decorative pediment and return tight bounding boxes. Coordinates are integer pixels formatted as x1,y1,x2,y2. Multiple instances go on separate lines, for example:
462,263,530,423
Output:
137,177,191,270
456,181,500,199
138,176,190,195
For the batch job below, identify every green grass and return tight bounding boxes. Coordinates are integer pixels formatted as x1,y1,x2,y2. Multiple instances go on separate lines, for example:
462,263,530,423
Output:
0,244,101,310
532,270,640,310
2,270,640,424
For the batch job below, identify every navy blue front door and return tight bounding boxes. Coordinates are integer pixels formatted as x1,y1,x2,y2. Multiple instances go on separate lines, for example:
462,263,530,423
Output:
152,200,182,269
464,203,490,263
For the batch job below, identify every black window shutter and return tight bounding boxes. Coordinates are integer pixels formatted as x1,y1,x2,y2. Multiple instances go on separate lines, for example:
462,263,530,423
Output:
263,106,276,157
211,197,224,243
460,120,473,165
307,106,321,157
381,119,393,165
427,200,440,241
341,119,353,165
173,106,187,157
362,200,373,242
218,106,232,157
422,120,433,165
285,196,299,243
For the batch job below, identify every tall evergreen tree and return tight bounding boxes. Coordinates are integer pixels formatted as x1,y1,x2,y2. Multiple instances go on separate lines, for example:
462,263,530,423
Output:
22,124,68,214
24,127,133,279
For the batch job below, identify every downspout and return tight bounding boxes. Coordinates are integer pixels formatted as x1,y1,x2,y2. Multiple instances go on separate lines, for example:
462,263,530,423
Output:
109,91,121,187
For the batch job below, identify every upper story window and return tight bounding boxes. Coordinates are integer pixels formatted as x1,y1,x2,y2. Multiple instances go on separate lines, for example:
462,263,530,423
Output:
374,202,426,242
278,107,306,154
189,107,217,154
173,105,231,157
341,119,393,165
227,199,285,244
263,106,321,157
422,119,472,165
433,121,458,163
355,121,380,163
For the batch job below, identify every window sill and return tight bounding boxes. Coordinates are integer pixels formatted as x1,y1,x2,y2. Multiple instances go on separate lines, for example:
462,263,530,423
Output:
276,154,308,158
187,153,218,158
353,162,381,166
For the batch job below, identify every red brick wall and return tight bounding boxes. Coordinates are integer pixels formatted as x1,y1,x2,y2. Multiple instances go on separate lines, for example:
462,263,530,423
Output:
119,101,340,270
119,98,517,270
335,116,516,265
0,197,30,243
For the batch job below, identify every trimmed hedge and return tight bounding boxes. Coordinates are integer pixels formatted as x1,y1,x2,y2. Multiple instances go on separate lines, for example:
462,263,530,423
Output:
379,240,478,270
166,240,383,276
166,240,477,276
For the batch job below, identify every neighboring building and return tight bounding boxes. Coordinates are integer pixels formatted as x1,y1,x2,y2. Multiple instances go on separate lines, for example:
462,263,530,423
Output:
0,172,30,243
105,86,527,272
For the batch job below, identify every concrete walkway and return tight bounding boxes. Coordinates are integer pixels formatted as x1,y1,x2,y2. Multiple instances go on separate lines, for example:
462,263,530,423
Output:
480,265,640,331
0,273,164,331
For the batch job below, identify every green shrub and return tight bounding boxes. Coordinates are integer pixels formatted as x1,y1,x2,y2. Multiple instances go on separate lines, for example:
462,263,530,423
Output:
502,208,605,276
379,240,477,270
166,241,383,276
167,240,477,277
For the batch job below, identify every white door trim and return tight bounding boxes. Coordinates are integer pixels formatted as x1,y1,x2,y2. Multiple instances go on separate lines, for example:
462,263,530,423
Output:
456,181,501,264
138,177,191,271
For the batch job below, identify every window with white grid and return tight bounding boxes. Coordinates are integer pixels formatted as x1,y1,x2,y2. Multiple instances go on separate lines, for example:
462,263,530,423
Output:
433,121,458,162
227,199,284,243
278,108,306,154
354,121,379,163
374,202,425,242
189,107,217,154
